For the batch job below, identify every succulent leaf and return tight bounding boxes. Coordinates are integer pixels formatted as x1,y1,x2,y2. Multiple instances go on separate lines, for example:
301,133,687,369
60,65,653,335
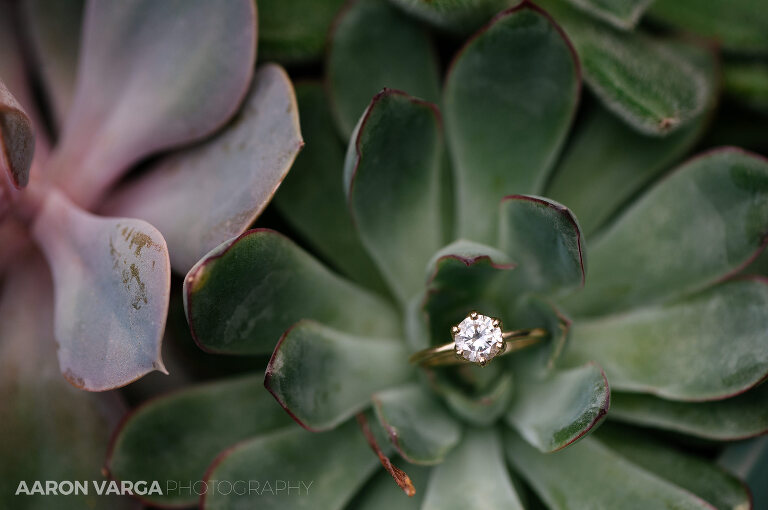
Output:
562,0,653,29
565,279,768,401
542,0,713,136
444,3,579,244
421,240,515,346
184,229,400,354
372,384,462,465
327,0,441,138
0,79,35,189
0,254,135,510
650,0,768,54
46,0,257,207
102,64,303,273
32,190,170,391
505,432,717,510
273,82,388,294
506,362,609,452
387,0,521,33
563,148,768,317
258,0,346,64
724,61,768,114
422,429,525,510
21,0,83,127
597,425,751,510
610,384,768,440
202,419,381,510
265,320,413,431
499,195,586,296
344,90,445,304
546,42,718,236
106,375,293,508
431,371,516,426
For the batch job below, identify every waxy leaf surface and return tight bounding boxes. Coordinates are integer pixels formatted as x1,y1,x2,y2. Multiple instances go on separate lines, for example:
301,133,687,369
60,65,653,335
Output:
104,64,303,273
266,321,412,431
445,3,579,244
48,0,256,207
184,229,399,355
563,0,653,29
33,190,170,391
345,90,444,304
0,80,34,189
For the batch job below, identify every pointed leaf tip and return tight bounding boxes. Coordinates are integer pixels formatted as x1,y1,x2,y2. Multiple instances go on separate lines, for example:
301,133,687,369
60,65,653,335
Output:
32,190,170,391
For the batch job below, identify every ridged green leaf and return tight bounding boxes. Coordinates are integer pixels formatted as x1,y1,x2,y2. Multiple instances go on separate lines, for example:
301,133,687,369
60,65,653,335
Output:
563,148,768,317
542,0,712,136
422,429,525,510
563,0,653,29
432,372,515,426
265,321,412,431
107,376,292,508
565,279,768,400
445,3,579,244
650,0,768,54
327,0,440,138
719,437,768,507
388,0,518,32
344,90,444,304
184,229,399,354
273,82,388,294
203,420,380,510
498,195,585,296
372,384,462,464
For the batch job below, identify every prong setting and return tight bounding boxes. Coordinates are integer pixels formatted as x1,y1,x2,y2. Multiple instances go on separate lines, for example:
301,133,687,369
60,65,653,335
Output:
452,311,504,365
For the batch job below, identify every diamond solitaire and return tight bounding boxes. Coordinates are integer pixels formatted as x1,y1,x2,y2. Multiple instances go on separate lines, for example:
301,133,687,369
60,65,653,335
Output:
452,311,504,365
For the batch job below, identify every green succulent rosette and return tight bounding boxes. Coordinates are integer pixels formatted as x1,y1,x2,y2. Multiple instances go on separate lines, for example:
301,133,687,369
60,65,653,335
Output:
107,2,768,509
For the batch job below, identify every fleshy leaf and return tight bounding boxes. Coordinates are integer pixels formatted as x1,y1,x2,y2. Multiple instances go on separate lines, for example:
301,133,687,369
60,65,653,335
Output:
542,0,712,136
610,384,768,440
422,429,525,510
273,82,388,294
430,371,515,426
388,0,520,33
562,148,768,317
344,89,444,304
563,0,653,29
720,437,768,507
46,0,257,207
265,320,412,431
444,3,579,244
650,0,768,54
184,229,399,354
505,432,716,510
21,0,83,126
32,190,170,391
107,375,293,508
506,362,609,452
498,195,585,296
0,79,34,189
258,0,345,63
0,253,136,510
348,463,431,510
102,64,303,273
372,384,462,465
421,240,515,345
724,61,768,114
546,42,717,236
597,425,751,510
327,0,441,138
202,420,380,510
565,279,768,401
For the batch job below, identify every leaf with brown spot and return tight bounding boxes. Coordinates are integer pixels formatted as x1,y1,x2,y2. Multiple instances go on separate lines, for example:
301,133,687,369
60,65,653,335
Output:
32,190,170,391
0,79,35,188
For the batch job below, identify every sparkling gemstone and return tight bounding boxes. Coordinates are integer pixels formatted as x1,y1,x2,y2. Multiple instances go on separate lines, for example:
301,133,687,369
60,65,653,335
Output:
453,313,503,364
